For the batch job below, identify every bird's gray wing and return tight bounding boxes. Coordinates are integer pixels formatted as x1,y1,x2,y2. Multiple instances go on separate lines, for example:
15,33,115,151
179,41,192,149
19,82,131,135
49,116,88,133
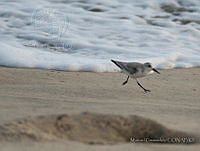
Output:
125,63,139,74
111,60,141,74
111,60,129,71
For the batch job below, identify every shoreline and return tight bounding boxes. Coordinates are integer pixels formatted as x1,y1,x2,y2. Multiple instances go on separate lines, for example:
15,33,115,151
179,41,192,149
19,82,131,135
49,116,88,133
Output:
1,65,200,72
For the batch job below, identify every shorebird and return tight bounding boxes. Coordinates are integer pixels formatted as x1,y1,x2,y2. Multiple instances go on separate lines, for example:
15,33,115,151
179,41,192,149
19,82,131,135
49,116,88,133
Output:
111,59,160,92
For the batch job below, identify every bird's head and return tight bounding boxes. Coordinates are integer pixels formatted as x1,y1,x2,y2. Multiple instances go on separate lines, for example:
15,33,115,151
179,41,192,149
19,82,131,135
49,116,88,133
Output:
144,62,160,74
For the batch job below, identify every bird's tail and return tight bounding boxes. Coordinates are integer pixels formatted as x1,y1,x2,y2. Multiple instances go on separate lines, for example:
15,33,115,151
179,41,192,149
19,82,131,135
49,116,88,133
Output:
111,59,123,69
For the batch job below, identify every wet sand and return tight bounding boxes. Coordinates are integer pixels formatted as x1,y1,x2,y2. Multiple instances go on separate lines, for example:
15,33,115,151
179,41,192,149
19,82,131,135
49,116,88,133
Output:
0,66,199,150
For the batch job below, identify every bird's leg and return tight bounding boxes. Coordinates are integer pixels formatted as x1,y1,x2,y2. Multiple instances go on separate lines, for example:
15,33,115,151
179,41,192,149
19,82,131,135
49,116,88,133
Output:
136,79,151,93
122,76,129,85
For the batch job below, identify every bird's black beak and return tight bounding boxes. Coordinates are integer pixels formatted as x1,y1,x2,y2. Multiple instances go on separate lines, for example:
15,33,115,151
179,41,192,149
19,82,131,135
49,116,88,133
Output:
152,68,160,74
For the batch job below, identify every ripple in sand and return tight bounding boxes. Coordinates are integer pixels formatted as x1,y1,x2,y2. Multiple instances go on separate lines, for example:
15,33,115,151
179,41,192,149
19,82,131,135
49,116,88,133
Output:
0,112,198,145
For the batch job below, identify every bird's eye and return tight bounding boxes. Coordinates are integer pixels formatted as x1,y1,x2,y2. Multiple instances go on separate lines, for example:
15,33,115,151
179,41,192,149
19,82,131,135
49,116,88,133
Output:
148,65,151,68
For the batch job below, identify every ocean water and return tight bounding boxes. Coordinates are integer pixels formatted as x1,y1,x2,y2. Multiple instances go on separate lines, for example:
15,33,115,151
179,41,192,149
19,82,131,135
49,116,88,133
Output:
1,0,200,72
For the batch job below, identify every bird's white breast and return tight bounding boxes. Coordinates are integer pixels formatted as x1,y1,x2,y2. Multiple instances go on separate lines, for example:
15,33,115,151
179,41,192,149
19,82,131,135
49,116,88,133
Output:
122,68,147,79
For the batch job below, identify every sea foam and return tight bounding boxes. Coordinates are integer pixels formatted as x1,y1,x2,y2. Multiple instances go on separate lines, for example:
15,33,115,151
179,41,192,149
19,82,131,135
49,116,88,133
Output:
1,0,200,72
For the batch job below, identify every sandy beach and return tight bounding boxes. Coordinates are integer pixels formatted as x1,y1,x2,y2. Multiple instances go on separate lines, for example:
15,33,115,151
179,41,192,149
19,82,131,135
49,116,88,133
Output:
0,66,200,151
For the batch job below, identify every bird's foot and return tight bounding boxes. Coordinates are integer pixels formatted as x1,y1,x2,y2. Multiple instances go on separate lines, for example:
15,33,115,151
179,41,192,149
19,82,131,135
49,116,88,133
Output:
122,81,127,85
144,89,151,93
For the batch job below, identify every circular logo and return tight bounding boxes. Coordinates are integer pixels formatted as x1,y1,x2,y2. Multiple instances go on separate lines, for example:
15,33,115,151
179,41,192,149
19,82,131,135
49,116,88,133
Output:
30,7,72,51
31,7,69,39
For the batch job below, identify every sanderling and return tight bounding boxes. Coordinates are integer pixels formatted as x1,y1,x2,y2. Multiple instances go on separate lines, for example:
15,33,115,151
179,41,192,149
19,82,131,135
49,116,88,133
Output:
111,59,160,93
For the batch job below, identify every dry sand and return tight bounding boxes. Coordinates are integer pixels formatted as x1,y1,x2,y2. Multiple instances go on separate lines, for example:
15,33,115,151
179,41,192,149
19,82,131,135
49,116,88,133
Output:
0,66,200,150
